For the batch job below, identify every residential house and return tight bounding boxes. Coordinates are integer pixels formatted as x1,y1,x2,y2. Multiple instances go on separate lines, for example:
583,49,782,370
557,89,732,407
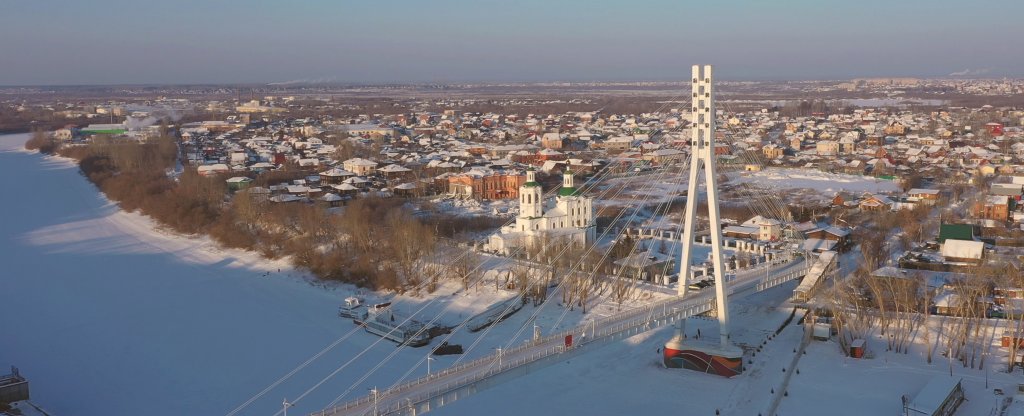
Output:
859,194,894,211
907,188,941,205
343,158,379,176
816,140,839,156
763,144,785,159
972,195,1011,221
805,226,853,252
644,148,686,165
540,132,565,149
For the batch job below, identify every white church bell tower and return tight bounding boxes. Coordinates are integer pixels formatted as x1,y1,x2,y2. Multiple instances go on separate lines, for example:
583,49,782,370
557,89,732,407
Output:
520,168,543,218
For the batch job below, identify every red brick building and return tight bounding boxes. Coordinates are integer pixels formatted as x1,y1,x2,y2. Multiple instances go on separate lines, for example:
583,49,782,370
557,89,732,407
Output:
448,172,526,200
973,195,1011,221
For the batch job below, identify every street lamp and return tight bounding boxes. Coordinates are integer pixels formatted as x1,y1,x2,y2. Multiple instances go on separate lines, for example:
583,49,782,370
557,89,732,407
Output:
983,352,989,389
282,398,291,416
369,387,379,416
427,356,435,375
496,347,503,367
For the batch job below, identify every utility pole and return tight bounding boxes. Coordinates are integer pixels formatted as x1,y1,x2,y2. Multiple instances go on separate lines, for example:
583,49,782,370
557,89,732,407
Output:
948,347,953,377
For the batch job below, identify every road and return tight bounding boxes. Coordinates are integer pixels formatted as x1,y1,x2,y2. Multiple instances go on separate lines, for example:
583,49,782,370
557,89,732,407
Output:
314,255,810,416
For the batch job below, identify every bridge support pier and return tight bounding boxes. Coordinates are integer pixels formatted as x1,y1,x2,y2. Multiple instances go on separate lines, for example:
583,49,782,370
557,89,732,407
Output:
670,64,742,377
663,318,743,377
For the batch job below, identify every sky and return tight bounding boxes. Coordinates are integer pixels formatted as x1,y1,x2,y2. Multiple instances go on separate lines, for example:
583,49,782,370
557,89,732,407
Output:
1,0,1022,85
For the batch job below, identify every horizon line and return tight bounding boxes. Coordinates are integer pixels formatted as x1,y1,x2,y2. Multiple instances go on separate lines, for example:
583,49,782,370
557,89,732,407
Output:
3,76,1022,90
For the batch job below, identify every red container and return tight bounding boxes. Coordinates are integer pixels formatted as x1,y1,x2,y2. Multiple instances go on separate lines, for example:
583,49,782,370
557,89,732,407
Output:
850,339,865,358
1002,336,1024,348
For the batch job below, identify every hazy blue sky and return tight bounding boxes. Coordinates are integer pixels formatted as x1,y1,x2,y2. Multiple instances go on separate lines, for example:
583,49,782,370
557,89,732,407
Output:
1,0,1021,85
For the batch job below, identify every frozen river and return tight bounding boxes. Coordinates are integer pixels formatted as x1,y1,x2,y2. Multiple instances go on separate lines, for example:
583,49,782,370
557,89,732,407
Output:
0,133,432,415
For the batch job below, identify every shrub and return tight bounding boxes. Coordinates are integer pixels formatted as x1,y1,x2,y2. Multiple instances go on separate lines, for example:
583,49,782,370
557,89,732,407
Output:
24,130,57,154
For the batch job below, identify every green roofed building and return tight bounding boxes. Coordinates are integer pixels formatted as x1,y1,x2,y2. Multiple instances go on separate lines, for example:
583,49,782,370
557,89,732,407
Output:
81,123,127,135
937,223,975,243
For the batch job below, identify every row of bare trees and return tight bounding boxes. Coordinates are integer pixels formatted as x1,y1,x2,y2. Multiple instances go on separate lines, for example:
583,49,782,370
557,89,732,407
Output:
43,134,477,292
225,190,441,292
825,260,1024,372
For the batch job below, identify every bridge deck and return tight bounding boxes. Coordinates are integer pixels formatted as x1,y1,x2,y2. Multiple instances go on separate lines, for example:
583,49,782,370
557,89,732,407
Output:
315,257,809,416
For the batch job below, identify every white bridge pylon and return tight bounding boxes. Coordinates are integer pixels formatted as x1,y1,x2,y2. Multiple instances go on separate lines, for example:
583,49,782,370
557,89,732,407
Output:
678,64,731,347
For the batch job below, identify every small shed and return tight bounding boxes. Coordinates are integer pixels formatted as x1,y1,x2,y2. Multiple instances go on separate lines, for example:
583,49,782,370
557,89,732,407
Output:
902,377,964,416
849,339,865,358
226,176,253,191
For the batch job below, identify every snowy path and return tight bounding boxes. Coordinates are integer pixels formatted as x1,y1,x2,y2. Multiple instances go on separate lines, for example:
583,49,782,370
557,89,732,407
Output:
440,280,804,416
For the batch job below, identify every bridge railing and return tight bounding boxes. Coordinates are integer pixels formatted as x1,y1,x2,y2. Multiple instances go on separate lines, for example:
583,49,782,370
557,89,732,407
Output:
316,259,807,416
320,295,719,416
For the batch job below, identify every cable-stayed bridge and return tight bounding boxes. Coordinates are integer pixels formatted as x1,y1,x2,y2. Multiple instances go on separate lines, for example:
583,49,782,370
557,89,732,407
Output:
226,65,825,416
314,254,813,416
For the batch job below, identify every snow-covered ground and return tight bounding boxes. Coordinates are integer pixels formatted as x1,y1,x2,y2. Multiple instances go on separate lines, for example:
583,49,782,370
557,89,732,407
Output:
597,172,689,208
729,168,901,195
424,197,515,218
778,315,1024,416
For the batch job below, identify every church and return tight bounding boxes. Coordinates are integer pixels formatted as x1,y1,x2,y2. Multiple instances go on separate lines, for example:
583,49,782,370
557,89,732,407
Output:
486,168,595,255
